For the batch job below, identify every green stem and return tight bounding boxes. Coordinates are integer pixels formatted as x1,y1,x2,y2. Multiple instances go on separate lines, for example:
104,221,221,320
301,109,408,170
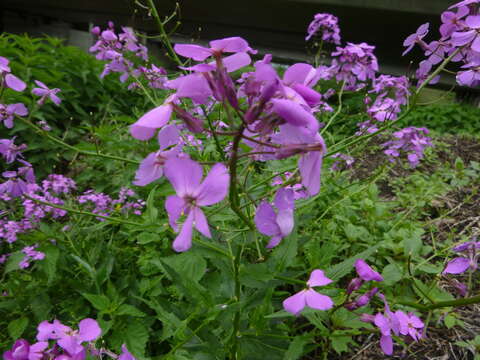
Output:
18,116,139,165
326,47,462,157
320,81,345,135
399,293,480,310
228,125,255,230
145,0,184,67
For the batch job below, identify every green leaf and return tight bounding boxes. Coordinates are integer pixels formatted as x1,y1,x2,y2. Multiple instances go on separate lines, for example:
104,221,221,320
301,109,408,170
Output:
145,186,159,224
267,230,298,272
41,244,59,284
159,252,207,283
330,332,356,354
116,304,146,317
283,334,312,360
8,317,29,340
382,263,403,285
82,293,110,311
4,252,24,274
125,320,149,358
344,224,370,241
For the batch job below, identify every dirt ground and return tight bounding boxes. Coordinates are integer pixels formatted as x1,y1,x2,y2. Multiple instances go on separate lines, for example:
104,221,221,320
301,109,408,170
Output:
337,135,480,360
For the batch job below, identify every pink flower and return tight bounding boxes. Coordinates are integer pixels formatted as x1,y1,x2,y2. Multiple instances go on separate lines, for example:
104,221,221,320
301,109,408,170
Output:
164,157,229,252
282,269,333,316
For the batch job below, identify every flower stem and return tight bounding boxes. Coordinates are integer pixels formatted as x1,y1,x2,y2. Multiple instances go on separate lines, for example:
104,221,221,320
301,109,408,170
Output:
228,125,255,230
18,116,139,165
145,0,184,67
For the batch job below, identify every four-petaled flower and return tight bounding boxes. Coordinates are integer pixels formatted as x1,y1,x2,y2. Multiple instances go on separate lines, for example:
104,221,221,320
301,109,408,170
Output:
164,157,229,252
283,269,334,316
32,80,62,106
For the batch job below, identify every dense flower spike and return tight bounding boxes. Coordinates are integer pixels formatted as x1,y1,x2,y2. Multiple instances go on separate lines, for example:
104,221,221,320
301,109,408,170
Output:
283,269,333,316
305,13,341,43
382,127,433,167
164,157,229,252
254,188,295,248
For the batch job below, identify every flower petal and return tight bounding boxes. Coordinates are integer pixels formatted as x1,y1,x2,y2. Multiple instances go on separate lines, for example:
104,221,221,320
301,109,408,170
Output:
193,207,211,238
283,290,307,315
443,257,471,274
196,163,230,206
254,202,280,236
299,151,323,196
130,104,172,140
307,269,332,287
164,157,203,197
174,44,212,61
173,211,194,252
305,289,333,310
5,74,26,92
165,195,187,231
78,318,101,342
355,259,384,281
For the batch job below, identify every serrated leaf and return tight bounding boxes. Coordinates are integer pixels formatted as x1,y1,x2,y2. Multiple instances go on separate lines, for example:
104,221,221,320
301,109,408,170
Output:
330,332,356,354
284,334,312,360
8,317,29,340
382,263,403,285
41,245,59,284
4,252,24,274
125,320,149,358
82,293,110,311
159,252,207,283
116,304,146,317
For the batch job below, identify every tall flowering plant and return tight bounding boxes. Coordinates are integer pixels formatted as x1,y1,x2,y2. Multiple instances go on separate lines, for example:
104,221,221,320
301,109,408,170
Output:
2,0,480,358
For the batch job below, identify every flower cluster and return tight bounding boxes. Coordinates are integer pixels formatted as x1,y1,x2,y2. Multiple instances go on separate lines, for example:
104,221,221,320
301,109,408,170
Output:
78,187,144,218
90,22,167,90
402,0,480,87
330,152,355,171
305,13,341,44
3,318,136,360
329,42,379,90
381,127,433,167
281,259,425,356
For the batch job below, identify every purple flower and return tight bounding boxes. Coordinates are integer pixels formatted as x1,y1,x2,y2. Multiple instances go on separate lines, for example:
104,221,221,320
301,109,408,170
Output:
0,56,26,92
443,240,480,274
119,344,136,360
26,342,48,360
272,124,326,196
32,80,61,106
395,310,424,341
305,13,341,44
282,269,333,316
133,125,182,186
37,318,101,357
164,157,229,252
402,23,430,56
3,339,30,360
0,103,28,129
254,188,295,248
57,318,101,356
355,259,384,282
382,127,433,168
130,95,178,140
0,138,27,163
